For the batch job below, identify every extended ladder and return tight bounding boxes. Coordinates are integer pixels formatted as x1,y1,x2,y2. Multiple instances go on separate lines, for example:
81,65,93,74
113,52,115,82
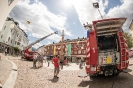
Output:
118,31,128,69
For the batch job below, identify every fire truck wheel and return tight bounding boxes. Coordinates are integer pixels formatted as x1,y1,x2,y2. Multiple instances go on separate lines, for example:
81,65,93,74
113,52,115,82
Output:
104,71,109,76
113,69,120,76
109,70,113,76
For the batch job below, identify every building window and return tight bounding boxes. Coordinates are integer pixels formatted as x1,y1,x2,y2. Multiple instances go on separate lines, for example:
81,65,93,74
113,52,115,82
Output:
82,50,86,54
8,37,10,41
1,34,3,38
71,50,73,54
8,0,14,6
11,39,12,43
23,39,24,43
74,51,77,54
78,50,81,54
74,44,77,48
12,31,15,35
4,26,6,30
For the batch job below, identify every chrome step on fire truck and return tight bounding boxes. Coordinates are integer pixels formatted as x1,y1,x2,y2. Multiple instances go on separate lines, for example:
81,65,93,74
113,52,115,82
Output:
22,31,58,60
85,18,129,76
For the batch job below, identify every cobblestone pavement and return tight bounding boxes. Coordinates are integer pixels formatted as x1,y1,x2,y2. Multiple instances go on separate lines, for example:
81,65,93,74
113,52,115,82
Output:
7,57,133,88
0,53,12,85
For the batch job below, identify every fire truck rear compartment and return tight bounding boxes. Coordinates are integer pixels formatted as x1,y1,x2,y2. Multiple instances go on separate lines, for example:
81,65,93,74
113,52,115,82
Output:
97,34,120,76
93,18,127,76
86,18,127,76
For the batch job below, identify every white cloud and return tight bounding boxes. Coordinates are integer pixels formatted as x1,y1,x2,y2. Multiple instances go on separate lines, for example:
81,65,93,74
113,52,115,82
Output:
9,0,73,43
73,22,75,24
34,0,39,3
106,0,133,32
45,41,51,45
70,0,108,24
71,0,133,33
32,42,42,49
28,40,32,45
9,0,133,47
103,0,109,7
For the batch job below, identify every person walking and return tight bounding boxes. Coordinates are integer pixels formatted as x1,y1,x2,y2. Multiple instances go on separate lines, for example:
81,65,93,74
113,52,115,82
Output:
37,54,42,68
43,56,47,63
5,47,7,56
59,56,64,70
44,56,50,67
33,53,38,69
52,55,60,78
40,54,43,67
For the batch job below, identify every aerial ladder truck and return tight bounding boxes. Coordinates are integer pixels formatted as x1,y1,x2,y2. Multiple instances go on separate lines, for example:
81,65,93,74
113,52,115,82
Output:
21,31,58,60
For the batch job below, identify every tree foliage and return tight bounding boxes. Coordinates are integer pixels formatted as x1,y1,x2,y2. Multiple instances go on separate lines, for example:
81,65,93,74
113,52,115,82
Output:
13,47,20,52
124,32,133,48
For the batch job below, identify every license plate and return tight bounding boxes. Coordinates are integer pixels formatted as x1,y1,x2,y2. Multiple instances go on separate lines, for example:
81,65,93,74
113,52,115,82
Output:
106,57,112,64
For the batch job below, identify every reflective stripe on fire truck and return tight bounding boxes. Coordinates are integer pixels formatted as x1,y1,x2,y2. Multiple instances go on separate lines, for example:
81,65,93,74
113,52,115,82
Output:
87,41,89,46
87,53,90,57
93,48,95,53
86,65,90,68
86,37,90,58
91,67,96,71
87,47,90,52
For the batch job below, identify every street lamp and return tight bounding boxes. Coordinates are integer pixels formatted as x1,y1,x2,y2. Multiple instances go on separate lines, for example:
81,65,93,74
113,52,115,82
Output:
93,2,103,19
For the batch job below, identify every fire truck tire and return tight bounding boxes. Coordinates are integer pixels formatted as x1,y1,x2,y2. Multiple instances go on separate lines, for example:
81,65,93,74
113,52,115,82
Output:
113,69,120,76
104,71,109,76
109,70,113,76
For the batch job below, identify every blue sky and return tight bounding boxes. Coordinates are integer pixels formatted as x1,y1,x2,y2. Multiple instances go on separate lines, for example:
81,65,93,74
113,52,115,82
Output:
9,0,133,48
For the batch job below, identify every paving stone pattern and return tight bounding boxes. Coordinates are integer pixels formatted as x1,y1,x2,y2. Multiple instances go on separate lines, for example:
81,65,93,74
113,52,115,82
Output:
2,55,133,88
0,53,12,85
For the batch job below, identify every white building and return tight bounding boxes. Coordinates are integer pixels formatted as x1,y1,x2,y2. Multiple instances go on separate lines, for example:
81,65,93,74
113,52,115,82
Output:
0,0,19,31
0,17,29,54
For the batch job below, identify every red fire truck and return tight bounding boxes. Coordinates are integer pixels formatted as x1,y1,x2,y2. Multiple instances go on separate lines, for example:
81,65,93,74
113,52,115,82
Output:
85,18,129,76
22,31,58,60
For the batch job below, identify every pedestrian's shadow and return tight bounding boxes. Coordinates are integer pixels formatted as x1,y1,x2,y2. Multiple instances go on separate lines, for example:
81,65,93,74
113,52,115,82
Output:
78,72,133,88
30,67,42,69
129,64,133,66
48,77,59,83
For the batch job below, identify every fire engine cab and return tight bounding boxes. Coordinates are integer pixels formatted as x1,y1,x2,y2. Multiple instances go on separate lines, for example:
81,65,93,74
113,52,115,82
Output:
85,18,129,76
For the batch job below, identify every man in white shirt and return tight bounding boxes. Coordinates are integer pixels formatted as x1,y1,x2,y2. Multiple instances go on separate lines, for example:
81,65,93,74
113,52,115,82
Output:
33,53,38,68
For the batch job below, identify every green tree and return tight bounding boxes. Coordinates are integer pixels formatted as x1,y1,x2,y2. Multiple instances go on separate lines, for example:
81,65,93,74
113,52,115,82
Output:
13,47,20,53
124,32,133,48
